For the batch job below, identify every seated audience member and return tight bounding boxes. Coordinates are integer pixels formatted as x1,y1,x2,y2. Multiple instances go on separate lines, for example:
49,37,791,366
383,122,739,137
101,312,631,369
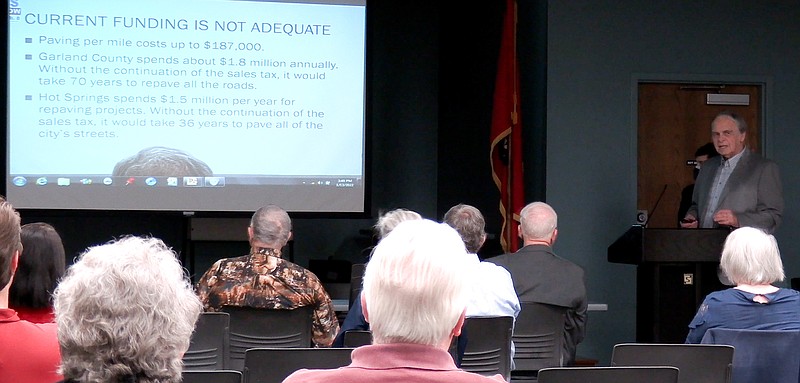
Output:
374,208,423,240
9,222,66,323
53,236,202,383
685,227,800,343
196,204,340,347
332,208,422,347
112,146,213,177
443,203,520,319
0,200,62,383
284,219,506,383
444,204,520,366
487,201,587,366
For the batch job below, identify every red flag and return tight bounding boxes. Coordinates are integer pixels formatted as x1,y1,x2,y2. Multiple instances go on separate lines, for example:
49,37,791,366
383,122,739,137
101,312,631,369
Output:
490,0,525,254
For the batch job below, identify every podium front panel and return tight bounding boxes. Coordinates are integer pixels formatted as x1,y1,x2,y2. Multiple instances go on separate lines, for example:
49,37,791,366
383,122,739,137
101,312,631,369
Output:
608,226,730,342
636,262,725,343
642,228,728,262
608,226,729,264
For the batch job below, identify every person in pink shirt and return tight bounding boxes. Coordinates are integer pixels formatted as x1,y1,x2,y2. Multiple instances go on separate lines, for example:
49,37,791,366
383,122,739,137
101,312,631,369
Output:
284,219,505,383
9,222,66,323
0,200,62,383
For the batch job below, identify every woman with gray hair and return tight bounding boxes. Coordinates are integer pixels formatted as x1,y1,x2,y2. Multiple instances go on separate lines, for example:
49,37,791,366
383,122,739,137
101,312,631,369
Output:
54,236,202,383
374,208,422,240
685,227,800,343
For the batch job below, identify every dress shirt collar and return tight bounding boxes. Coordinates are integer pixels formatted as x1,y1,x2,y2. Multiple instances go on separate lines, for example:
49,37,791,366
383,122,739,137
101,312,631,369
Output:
465,252,481,265
248,248,283,270
253,247,281,257
519,243,554,252
0,308,20,322
349,343,459,371
723,146,747,169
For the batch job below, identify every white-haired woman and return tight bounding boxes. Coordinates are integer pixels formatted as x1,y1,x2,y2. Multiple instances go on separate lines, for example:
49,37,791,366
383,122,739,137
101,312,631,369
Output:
685,227,800,343
54,236,202,382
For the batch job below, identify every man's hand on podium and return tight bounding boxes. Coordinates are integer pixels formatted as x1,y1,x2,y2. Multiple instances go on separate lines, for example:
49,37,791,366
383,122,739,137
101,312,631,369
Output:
680,214,698,228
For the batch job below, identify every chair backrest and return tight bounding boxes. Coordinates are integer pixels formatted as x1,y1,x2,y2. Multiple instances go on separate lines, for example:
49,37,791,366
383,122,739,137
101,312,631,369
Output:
611,343,733,383
342,330,372,347
512,302,567,372
243,347,354,383
460,316,513,381
221,305,314,371
701,328,800,383
182,370,242,383
349,263,366,306
183,312,230,370
537,366,679,383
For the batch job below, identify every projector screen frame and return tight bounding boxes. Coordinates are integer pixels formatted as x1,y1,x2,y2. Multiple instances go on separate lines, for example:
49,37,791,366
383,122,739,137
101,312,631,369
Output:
2,0,371,217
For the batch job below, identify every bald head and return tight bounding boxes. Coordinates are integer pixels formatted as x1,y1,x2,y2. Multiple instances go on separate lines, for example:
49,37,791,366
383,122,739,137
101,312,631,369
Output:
519,202,557,242
249,205,292,248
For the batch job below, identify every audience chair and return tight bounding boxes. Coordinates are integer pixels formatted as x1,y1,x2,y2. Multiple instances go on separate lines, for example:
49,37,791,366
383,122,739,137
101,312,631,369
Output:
611,343,733,383
243,347,354,383
349,263,366,306
537,366,679,383
460,316,513,381
701,328,800,383
221,305,314,371
182,370,242,383
511,302,567,379
183,312,231,370
342,330,372,347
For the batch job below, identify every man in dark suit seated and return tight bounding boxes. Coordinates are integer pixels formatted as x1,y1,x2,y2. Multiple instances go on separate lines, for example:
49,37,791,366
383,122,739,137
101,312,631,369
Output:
487,201,587,366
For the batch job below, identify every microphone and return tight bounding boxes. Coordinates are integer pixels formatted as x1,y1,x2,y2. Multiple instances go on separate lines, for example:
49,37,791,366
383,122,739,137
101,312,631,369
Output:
644,184,668,227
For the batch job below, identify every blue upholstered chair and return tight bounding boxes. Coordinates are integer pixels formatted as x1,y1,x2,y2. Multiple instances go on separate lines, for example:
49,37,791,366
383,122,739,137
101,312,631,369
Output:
701,328,800,383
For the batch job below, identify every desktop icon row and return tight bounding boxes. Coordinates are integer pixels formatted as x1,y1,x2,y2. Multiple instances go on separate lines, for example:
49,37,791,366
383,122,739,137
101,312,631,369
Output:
11,176,226,187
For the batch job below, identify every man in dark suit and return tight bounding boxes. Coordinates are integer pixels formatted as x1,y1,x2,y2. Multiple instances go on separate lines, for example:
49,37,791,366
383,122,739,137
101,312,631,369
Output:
681,111,783,234
487,202,587,366
677,142,718,224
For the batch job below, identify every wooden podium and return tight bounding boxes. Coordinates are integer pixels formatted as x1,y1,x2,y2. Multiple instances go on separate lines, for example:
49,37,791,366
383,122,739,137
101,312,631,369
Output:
608,226,730,342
